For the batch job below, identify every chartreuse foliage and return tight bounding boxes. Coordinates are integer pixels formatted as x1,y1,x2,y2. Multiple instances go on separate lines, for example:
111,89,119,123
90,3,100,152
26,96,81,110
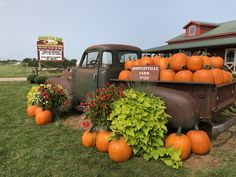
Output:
108,89,182,168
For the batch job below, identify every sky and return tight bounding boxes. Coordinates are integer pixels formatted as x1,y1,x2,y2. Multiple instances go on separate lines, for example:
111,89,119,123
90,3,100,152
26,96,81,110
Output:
0,0,236,61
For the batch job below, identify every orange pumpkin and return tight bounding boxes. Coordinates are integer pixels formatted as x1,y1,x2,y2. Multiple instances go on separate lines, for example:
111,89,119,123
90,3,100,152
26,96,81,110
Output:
170,53,188,72
35,110,53,125
96,131,112,152
160,67,175,81
165,127,191,160
82,130,97,147
192,69,214,84
153,55,162,65
27,105,38,117
202,56,211,69
159,58,170,70
211,56,224,69
139,56,154,66
211,68,224,85
132,60,140,67
108,137,133,162
124,60,134,70
118,70,131,80
187,56,204,72
174,70,193,82
35,107,43,115
222,70,233,83
186,124,211,155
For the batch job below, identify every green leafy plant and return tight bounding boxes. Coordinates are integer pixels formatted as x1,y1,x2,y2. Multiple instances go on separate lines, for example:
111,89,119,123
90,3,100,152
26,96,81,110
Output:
108,88,182,168
27,74,37,83
81,83,125,128
34,75,48,84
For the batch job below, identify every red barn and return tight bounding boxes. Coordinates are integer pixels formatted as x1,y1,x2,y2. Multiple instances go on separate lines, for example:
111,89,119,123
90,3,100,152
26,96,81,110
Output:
144,20,236,72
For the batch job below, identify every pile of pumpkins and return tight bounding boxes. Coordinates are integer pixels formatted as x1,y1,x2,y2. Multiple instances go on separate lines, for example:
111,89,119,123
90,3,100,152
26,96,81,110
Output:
26,105,53,125
165,125,211,160
82,130,133,162
118,53,233,85
82,125,211,163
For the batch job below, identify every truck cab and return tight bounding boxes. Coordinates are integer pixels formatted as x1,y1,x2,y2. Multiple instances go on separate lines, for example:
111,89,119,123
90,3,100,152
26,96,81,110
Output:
72,44,142,105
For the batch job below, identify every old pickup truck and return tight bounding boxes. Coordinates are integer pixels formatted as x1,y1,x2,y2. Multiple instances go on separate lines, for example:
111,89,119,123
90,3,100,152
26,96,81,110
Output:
50,44,236,137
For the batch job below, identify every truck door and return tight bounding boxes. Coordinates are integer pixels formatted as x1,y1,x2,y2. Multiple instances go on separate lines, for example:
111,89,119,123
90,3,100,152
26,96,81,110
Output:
97,51,113,88
76,50,99,101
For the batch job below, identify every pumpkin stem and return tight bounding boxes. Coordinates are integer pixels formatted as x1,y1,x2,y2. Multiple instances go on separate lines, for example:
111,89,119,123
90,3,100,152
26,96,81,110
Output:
181,65,187,70
176,126,182,136
203,65,210,70
166,63,171,70
194,123,199,131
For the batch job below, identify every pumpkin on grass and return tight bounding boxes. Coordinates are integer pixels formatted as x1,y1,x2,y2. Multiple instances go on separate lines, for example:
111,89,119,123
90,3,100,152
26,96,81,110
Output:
27,105,38,117
165,126,191,160
96,131,112,152
186,124,210,155
82,130,97,147
35,109,53,125
35,107,43,115
108,137,133,162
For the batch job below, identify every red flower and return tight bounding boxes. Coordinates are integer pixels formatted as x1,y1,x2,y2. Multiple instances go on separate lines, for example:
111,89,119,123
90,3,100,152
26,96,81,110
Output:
82,121,90,128
64,99,68,105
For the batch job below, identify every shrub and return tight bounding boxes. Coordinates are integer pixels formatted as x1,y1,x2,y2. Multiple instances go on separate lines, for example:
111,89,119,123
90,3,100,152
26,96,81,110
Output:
27,83,72,113
81,83,125,128
27,74,37,83
34,76,48,84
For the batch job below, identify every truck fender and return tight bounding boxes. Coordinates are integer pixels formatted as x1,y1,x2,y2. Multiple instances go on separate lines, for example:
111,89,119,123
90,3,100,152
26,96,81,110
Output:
150,87,200,130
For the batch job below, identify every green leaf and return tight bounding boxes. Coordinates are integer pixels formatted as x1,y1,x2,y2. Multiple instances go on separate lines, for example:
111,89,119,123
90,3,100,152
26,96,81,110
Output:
126,128,135,137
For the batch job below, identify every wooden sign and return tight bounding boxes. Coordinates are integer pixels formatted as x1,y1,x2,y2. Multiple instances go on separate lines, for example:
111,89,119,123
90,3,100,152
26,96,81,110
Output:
131,65,160,81
37,36,64,62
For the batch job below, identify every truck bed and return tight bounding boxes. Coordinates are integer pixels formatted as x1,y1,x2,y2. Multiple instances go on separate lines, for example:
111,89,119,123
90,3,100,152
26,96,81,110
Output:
111,79,236,124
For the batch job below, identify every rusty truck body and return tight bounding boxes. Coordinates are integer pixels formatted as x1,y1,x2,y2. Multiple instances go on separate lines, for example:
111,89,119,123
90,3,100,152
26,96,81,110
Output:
54,44,236,137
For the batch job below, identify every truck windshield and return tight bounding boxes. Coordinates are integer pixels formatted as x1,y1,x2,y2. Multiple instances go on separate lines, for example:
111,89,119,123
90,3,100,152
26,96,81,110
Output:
118,51,138,63
81,51,99,67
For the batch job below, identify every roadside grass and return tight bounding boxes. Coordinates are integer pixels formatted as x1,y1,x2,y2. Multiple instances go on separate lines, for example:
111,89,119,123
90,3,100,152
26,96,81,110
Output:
1,81,236,177
0,65,33,77
0,65,61,78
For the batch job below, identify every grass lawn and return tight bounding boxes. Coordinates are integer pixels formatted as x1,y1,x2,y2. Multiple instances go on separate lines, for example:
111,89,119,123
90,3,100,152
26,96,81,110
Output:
0,65,62,78
1,82,236,177
0,65,33,77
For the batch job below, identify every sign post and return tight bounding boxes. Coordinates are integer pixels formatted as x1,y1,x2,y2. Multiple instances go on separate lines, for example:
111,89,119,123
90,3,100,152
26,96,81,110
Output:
37,36,64,69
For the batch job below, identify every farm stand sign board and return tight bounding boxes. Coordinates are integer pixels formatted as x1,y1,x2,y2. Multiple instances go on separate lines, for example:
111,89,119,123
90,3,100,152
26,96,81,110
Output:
131,66,160,81
37,36,64,61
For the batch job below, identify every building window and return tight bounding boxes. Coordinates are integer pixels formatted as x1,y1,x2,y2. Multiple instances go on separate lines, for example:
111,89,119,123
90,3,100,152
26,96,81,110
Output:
226,50,235,62
189,25,196,36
